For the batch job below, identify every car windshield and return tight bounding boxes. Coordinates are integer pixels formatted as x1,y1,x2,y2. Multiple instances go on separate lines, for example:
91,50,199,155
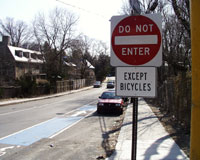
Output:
107,82,113,84
100,92,121,99
95,81,100,84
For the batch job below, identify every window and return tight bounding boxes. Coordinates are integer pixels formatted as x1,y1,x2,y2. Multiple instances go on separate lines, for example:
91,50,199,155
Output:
15,50,23,57
23,52,30,58
31,53,37,59
37,54,44,60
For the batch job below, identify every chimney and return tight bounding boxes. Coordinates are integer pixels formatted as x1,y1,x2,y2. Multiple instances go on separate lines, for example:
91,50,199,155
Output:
2,36,10,45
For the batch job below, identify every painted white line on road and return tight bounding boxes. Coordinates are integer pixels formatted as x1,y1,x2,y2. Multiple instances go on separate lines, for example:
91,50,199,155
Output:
50,109,96,138
50,101,97,138
0,146,15,157
0,117,55,141
50,102,97,138
71,110,87,117
49,117,85,139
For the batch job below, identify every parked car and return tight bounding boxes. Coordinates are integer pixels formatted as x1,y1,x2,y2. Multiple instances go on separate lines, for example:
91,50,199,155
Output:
107,81,115,88
97,90,124,114
93,81,102,88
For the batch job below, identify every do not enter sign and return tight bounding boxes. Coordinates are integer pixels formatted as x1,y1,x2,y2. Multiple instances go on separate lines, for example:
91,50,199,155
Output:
110,14,162,67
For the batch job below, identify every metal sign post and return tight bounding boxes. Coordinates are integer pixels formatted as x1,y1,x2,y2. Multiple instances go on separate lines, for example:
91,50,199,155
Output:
131,97,138,160
131,1,139,159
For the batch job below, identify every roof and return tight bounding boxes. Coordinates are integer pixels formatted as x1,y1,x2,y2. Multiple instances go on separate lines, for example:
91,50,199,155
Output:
86,60,95,69
8,46,43,64
63,61,76,67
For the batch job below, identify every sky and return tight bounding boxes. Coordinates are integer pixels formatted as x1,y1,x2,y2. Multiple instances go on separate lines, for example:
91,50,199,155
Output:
0,0,125,45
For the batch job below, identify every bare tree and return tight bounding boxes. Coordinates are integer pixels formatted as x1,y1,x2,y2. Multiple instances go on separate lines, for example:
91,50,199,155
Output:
67,35,94,79
91,40,111,81
162,0,191,73
33,7,78,77
121,0,165,15
91,40,108,57
33,7,78,51
121,0,133,15
170,0,190,36
0,17,30,47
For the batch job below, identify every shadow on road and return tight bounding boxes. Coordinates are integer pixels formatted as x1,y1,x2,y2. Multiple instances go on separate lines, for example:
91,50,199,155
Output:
98,112,124,158
86,111,125,158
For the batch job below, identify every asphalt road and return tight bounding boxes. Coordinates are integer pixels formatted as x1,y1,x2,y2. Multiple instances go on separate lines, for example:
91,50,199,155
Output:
0,85,122,159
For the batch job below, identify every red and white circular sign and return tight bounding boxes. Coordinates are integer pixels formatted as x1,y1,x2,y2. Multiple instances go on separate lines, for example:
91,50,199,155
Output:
111,15,161,66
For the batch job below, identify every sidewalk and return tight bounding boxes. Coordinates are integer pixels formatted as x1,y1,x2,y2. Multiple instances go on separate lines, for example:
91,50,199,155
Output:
0,86,93,106
108,98,189,160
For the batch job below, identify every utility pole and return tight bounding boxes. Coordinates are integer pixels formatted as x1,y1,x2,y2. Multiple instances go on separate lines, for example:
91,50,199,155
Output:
190,0,200,159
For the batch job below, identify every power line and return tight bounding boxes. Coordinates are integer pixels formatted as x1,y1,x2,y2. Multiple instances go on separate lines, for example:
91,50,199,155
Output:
56,0,107,19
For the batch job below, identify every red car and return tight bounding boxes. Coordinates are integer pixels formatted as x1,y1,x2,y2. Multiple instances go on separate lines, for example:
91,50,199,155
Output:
97,91,124,114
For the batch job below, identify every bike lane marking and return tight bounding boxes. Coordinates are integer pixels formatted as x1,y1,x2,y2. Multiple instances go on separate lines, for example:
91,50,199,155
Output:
0,103,96,146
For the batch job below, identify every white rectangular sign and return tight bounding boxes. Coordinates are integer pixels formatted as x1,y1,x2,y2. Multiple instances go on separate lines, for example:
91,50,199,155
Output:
116,67,157,97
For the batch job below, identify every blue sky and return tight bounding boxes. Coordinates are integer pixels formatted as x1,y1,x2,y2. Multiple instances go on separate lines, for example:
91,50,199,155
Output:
0,0,124,44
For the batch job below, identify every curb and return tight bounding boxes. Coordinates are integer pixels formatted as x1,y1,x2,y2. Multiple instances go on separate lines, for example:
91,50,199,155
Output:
0,86,93,107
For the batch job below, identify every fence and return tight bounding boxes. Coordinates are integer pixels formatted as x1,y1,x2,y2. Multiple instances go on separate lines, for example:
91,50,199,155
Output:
0,79,95,99
56,79,94,93
0,86,21,98
152,72,191,129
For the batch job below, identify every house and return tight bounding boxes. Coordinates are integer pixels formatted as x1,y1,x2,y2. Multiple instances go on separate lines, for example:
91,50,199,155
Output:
0,35,96,87
63,61,78,79
85,60,95,79
63,59,95,80
0,36,44,85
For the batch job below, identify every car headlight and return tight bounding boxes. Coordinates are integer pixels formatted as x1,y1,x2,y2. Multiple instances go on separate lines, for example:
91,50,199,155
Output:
98,103,104,106
115,103,121,107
